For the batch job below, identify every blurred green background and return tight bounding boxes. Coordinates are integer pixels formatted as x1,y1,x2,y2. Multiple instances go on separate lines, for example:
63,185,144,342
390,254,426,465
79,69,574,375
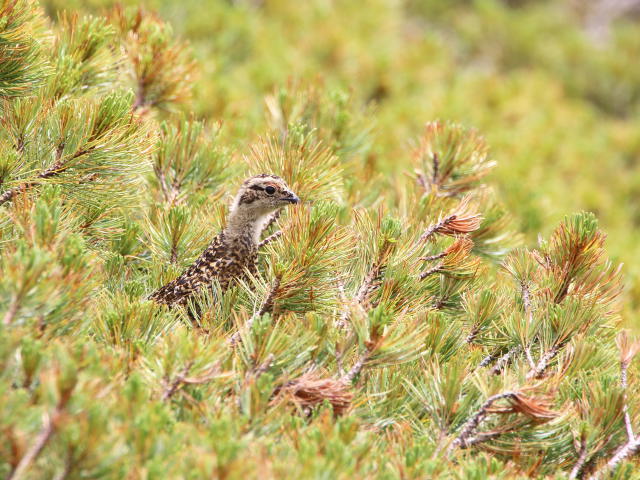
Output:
43,0,640,326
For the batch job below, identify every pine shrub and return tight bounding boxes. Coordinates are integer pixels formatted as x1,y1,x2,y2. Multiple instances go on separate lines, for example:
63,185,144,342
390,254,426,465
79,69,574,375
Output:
1,1,639,479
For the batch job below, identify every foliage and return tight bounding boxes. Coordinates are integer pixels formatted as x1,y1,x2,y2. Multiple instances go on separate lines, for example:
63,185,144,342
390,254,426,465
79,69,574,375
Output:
2,1,640,479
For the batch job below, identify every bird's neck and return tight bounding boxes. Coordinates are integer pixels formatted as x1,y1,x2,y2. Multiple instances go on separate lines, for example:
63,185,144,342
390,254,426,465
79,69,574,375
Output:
224,209,272,245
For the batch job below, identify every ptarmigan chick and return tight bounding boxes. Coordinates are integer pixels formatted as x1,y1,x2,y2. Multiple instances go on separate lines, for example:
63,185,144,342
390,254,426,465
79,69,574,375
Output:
149,174,299,307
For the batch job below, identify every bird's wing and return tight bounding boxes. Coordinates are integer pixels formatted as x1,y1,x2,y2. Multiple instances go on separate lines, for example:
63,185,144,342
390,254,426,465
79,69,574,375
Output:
149,233,229,306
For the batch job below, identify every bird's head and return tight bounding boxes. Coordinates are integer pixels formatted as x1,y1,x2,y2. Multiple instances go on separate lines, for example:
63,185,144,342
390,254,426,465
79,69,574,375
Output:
231,174,299,219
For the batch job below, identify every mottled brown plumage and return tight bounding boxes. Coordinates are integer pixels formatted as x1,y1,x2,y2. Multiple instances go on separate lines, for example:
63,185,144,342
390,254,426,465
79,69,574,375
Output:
149,174,299,306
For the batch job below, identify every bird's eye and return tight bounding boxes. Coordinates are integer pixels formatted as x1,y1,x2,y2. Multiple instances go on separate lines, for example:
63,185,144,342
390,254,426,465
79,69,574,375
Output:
265,186,276,195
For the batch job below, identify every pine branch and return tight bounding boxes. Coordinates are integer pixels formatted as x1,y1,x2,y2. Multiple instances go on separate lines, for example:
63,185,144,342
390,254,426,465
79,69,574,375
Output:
337,260,385,330
155,169,181,206
170,243,179,265
0,141,100,206
526,345,560,380
0,185,23,205
52,458,72,480
263,210,281,231
490,347,520,375
525,347,537,370
420,251,448,262
420,236,477,282
335,280,349,329
229,277,281,346
3,295,20,326
181,367,224,385
478,350,500,368
133,77,149,112
622,357,635,442
465,327,480,344
569,438,588,480
617,330,640,442
410,201,481,257
567,335,638,478
111,6,197,112
448,391,517,452
521,280,533,324
356,262,384,306
458,422,537,450
341,347,371,384
587,439,640,480
414,121,495,196
418,215,458,244
415,153,441,193
7,408,61,480
461,431,503,448
554,270,573,305
416,171,428,191
433,296,449,310
253,353,275,378
517,281,537,368
419,262,444,280
161,360,195,401
431,152,439,186
258,230,283,248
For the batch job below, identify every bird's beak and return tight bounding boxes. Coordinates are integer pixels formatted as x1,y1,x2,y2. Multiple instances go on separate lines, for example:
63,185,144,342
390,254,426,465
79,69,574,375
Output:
284,191,300,204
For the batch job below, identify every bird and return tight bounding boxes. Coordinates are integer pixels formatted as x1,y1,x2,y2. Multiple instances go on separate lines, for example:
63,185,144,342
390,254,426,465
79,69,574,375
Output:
149,174,299,307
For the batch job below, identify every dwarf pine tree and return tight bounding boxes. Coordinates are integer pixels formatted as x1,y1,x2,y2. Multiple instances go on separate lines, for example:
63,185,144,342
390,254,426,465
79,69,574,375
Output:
1,1,640,479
